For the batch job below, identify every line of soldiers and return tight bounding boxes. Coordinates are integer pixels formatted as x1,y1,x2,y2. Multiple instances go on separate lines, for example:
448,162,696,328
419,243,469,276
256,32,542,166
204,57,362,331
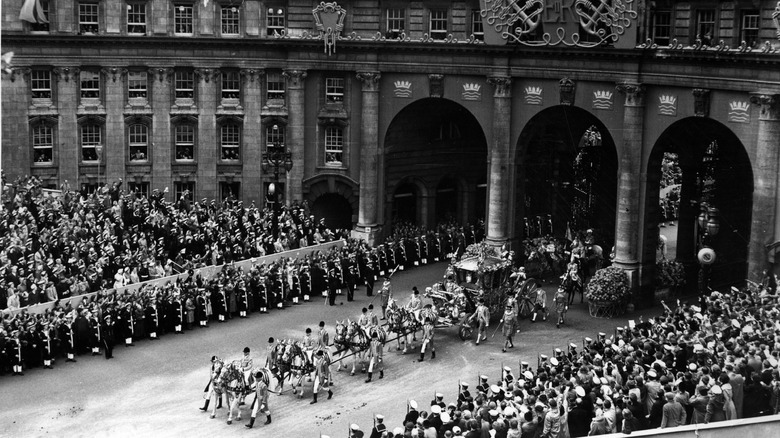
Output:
0,219,485,377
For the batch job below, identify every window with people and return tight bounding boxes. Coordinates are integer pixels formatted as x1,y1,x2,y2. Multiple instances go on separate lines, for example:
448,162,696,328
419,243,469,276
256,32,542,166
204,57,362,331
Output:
128,123,149,162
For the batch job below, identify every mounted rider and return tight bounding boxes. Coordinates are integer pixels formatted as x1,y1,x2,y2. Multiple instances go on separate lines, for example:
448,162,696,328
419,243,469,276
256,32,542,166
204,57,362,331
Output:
240,347,253,387
316,320,330,353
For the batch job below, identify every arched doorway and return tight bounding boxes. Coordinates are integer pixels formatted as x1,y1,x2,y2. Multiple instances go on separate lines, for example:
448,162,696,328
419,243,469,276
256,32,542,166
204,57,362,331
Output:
435,176,459,223
311,193,353,230
644,117,753,291
392,182,419,224
514,106,618,250
384,98,488,229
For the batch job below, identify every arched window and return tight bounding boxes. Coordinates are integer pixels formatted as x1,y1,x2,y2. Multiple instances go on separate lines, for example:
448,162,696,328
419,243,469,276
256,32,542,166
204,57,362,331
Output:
128,123,149,162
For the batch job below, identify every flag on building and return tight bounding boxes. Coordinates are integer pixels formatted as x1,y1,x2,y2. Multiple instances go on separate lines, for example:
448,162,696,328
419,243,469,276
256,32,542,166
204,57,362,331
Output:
19,0,49,24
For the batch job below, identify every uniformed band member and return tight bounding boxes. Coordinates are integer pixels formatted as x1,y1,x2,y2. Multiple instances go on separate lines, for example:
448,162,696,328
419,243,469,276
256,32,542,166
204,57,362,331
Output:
310,350,333,404
418,317,435,362
369,414,386,438
245,370,271,428
531,283,549,322
477,375,490,396
365,331,384,383
457,382,472,410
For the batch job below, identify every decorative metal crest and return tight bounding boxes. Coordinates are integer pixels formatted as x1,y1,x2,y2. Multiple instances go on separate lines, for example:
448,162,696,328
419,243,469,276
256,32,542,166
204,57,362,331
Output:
482,0,637,47
312,2,347,56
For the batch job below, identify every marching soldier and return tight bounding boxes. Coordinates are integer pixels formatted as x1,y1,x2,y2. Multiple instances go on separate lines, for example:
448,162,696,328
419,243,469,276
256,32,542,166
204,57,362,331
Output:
458,382,472,409
365,331,384,383
477,375,490,396
245,370,272,428
418,317,436,362
311,350,333,404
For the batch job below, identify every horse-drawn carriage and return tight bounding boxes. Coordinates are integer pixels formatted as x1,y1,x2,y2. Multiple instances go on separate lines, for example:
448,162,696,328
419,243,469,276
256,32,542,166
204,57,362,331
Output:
424,243,542,340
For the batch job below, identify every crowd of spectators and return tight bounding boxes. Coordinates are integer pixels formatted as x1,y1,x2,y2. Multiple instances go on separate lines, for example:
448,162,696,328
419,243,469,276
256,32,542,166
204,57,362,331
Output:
0,175,350,311
358,279,780,437
0,178,485,376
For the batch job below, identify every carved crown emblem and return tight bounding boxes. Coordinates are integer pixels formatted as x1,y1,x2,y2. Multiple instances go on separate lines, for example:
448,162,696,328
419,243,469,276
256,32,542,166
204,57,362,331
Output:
525,86,542,96
394,81,411,90
593,90,613,101
659,95,677,106
729,101,750,112
463,83,481,93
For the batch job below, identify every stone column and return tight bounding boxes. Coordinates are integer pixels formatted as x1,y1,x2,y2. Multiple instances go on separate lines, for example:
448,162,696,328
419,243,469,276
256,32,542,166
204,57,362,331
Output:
240,68,264,205
352,71,381,243
748,93,780,279
485,76,512,245
195,68,219,201
614,83,645,289
101,67,127,183
54,67,80,185
282,69,307,205
149,67,172,195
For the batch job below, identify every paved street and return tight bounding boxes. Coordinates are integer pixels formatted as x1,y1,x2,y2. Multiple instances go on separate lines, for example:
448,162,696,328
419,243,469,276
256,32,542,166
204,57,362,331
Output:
1,262,659,438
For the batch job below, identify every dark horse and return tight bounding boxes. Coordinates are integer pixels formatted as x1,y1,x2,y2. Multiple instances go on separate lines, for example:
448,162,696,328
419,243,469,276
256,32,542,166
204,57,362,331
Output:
561,267,584,305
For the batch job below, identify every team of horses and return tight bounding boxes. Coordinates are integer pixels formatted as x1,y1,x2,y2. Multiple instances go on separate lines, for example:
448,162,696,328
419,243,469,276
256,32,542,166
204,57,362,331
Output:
203,310,429,424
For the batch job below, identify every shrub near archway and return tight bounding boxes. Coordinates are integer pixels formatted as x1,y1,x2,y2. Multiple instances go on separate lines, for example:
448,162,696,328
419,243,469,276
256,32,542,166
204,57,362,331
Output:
586,266,631,318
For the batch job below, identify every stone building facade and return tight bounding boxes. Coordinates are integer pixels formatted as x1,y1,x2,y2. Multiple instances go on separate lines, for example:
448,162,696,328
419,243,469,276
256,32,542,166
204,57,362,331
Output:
2,0,780,301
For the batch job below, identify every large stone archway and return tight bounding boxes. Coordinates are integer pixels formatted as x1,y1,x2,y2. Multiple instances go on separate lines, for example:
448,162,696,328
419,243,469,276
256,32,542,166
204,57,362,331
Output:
303,174,359,228
383,97,488,232
642,117,754,292
513,105,619,250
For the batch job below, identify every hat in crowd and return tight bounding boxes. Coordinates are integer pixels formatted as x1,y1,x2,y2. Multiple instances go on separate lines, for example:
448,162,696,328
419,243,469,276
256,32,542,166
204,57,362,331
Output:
409,400,418,409
504,366,512,372
540,354,548,360
585,337,593,343
375,414,384,421
480,375,488,381
647,370,658,378
350,424,360,431
490,385,501,394
711,385,723,395
575,386,586,397
550,357,559,366
436,393,443,399
440,412,451,423
460,382,469,388
523,371,534,380
243,347,250,353
452,426,461,434
570,343,577,349
431,405,441,414
488,409,498,418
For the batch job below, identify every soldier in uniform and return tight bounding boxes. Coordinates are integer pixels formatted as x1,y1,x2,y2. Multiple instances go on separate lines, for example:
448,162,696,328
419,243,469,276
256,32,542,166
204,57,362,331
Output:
327,266,338,306
365,331,384,383
265,337,278,377
531,280,549,323
418,317,436,362
477,375,490,396
146,299,160,339
101,314,115,359
11,330,24,375
239,347,253,404
458,382,472,410
299,265,311,302
311,350,333,404
245,369,271,428
364,256,375,297
171,293,184,334
367,305,379,327
369,414,386,438
237,280,249,317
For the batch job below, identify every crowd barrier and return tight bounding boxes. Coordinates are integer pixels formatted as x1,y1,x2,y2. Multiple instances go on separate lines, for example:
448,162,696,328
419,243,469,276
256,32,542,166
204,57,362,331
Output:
11,240,346,316
598,414,780,438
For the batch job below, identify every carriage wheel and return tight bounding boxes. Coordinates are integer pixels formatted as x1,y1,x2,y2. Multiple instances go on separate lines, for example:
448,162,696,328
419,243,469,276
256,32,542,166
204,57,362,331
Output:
458,325,473,341
517,279,539,319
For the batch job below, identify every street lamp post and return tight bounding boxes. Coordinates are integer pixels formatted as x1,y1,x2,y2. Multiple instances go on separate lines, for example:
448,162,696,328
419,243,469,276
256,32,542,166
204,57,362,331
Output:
261,125,293,236
696,202,720,294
